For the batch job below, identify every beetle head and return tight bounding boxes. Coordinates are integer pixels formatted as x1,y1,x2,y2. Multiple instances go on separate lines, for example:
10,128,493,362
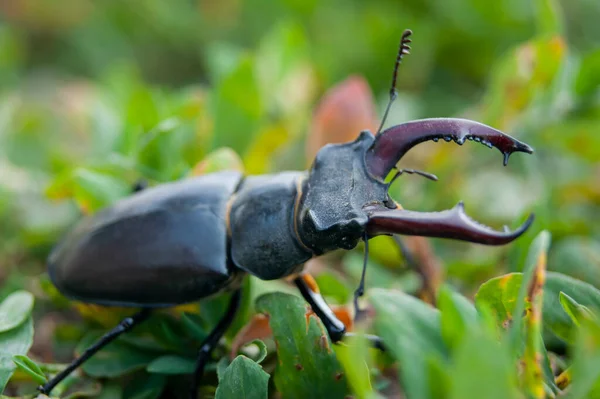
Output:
296,118,534,255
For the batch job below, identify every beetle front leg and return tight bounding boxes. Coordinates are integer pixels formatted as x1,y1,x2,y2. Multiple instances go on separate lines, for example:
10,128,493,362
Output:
294,274,385,351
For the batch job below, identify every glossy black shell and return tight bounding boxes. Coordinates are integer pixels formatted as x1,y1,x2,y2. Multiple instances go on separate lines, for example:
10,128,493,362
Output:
230,172,311,280
48,171,244,307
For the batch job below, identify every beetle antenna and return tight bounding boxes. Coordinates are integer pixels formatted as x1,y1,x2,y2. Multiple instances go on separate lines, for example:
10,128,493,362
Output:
376,29,413,135
353,231,370,321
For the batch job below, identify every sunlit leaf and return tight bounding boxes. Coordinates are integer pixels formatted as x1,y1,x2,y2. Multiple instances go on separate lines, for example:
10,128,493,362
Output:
559,292,597,326
0,290,34,333
12,354,47,384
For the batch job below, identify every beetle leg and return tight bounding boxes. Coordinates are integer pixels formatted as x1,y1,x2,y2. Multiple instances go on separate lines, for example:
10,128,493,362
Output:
190,289,242,399
294,274,385,351
38,308,152,395
365,202,534,245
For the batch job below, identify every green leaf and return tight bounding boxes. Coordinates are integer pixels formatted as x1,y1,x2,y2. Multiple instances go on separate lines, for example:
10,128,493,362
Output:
534,0,563,37
544,273,600,343
548,237,600,289
215,355,270,399
216,357,229,381
244,339,268,364
449,330,520,399
123,373,167,399
476,271,600,344
313,271,351,305
438,285,478,351
559,292,596,326
0,317,34,391
210,55,263,155
190,147,245,176
146,355,195,375
507,231,551,353
180,312,207,342
47,167,132,213
12,354,47,384
370,288,447,399
562,318,600,399
0,290,34,333
521,231,549,399
255,292,349,399
76,331,163,378
334,332,381,399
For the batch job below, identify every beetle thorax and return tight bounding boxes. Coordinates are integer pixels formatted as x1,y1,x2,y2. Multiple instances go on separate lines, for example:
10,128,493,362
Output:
296,131,391,254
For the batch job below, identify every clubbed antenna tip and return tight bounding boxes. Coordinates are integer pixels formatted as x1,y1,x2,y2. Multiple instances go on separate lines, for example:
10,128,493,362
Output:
376,29,413,135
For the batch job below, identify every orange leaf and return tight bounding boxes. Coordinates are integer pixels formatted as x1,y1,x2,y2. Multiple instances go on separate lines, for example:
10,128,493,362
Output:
306,76,377,161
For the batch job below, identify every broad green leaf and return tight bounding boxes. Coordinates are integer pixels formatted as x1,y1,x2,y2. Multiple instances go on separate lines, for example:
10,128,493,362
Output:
438,286,478,351
76,331,164,378
0,290,34,333
0,317,34,391
215,355,270,399
210,55,262,155
255,292,349,399
12,354,47,384
146,355,195,375
370,288,447,399
449,330,520,399
559,292,596,326
123,373,167,399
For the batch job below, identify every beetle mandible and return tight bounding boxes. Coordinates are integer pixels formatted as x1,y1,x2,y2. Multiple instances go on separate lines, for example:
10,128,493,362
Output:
39,30,534,398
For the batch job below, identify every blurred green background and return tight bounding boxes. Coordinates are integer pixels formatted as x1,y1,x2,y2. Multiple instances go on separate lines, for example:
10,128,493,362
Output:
0,0,599,396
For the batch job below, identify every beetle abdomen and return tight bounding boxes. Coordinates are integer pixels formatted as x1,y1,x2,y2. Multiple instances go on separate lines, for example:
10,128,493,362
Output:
48,171,244,307
230,172,312,280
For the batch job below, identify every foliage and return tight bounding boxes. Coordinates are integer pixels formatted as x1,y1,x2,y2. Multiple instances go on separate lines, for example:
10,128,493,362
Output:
0,0,599,398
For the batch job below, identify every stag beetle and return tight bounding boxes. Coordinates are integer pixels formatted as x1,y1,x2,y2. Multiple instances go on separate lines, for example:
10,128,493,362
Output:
39,30,534,398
